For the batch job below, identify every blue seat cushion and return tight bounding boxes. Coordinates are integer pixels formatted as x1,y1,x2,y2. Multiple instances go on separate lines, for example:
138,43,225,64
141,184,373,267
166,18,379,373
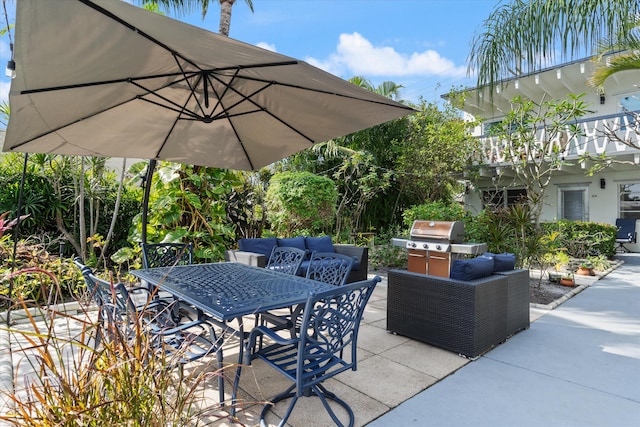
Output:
483,252,516,272
305,236,335,254
238,237,277,261
450,256,495,281
277,236,307,252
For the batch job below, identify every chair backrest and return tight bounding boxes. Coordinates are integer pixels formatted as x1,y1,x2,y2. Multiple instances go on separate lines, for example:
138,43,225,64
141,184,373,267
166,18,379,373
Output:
305,251,354,287
296,276,381,386
265,246,307,275
615,218,636,242
74,257,103,305
141,242,193,269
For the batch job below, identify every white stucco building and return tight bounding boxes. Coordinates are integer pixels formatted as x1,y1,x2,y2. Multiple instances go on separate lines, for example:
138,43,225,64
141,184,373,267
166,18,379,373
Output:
453,57,640,251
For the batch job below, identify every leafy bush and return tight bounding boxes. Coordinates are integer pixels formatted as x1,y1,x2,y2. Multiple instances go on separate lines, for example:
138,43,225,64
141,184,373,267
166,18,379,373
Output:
0,241,84,308
402,201,466,229
265,171,338,236
369,244,407,270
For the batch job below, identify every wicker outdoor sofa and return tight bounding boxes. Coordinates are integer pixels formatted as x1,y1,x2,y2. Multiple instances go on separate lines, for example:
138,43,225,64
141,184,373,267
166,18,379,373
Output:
387,267,529,359
224,236,368,283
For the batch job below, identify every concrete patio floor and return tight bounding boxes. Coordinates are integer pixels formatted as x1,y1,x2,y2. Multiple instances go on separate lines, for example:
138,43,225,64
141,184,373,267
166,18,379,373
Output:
0,271,555,427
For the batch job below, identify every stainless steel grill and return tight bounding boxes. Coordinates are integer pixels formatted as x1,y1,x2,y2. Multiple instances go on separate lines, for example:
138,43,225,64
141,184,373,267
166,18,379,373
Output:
392,220,487,277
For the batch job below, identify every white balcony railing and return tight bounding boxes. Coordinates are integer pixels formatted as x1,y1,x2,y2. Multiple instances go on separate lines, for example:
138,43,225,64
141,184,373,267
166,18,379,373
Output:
477,111,640,164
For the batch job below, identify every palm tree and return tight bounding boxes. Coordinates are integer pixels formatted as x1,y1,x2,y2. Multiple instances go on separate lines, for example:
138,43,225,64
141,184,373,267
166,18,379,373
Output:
143,0,254,36
468,0,640,93
590,17,640,90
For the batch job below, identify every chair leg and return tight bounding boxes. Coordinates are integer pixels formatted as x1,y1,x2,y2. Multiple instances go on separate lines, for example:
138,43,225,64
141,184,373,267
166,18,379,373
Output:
259,383,354,427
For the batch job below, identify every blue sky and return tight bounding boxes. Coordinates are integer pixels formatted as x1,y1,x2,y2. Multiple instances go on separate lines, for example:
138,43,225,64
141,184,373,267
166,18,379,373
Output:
0,0,501,104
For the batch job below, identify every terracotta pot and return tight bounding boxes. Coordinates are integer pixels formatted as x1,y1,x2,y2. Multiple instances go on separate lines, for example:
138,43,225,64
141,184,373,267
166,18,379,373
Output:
576,267,594,276
560,278,575,287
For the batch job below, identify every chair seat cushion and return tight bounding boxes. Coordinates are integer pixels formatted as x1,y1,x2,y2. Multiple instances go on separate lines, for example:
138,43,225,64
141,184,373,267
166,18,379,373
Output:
450,256,494,281
238,237,277,261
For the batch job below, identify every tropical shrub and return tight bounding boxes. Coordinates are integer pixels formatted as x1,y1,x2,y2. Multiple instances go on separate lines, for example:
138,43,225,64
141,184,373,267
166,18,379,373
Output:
125,162,240,263
265,171,338,236
402,201,466,229
541,220,616,258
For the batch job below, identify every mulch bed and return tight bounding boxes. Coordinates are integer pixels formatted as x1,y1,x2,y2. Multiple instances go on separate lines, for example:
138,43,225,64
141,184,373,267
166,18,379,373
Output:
529,276,576,305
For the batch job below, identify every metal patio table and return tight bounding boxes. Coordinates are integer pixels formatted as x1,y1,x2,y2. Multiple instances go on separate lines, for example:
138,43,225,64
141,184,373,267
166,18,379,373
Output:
130,262,333,414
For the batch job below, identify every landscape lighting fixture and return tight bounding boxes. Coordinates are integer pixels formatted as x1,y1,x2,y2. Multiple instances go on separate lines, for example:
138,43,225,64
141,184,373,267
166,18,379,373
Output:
5,59,15,79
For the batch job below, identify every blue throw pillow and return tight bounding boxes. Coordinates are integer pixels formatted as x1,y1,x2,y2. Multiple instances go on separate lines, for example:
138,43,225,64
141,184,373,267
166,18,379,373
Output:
450,256,495,281
238,237,277,261
277,236,307,252
305,236,335,254
483,252,516,272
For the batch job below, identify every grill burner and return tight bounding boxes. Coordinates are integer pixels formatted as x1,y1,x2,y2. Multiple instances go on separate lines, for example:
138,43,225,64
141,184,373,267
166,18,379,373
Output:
392,220,487,277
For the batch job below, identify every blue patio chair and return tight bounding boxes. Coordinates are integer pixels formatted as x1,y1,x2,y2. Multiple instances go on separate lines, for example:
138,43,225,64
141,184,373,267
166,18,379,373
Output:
304,251,354,287
141,242,195,321
265,246,307,275
74,258,220,365
260,251,355,338
141,242,193,269
257,246,308,332
92,271,222,373
245,277,381,427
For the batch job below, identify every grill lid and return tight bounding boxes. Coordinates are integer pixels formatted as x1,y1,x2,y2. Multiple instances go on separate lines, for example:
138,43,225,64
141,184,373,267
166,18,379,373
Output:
409,220,464,243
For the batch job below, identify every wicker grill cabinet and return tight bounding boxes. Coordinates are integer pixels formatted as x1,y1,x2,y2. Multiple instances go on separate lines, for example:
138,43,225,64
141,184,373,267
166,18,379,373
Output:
387,269,510,359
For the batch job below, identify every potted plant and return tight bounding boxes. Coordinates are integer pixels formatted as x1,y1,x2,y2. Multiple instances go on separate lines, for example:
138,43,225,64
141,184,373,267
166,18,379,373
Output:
576,261,595,276
560,272,575,287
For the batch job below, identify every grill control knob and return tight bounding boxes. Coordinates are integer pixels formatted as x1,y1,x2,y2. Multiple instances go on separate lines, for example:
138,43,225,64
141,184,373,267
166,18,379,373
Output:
422,243,429,249
408,242,416,248
435,245,442,251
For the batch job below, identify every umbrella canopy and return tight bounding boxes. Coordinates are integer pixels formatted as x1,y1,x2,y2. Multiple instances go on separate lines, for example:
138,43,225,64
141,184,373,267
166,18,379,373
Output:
4,0,414,170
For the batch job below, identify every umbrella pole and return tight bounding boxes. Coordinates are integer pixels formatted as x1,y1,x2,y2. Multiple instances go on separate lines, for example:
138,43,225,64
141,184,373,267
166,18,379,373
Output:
141,159,156,244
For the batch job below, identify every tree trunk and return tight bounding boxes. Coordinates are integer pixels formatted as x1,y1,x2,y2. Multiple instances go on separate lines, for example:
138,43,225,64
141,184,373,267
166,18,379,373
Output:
79,158,87,259
98,158,126,267
218,0,235,36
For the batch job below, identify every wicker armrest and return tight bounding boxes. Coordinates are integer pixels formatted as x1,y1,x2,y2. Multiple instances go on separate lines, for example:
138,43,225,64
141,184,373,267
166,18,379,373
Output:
495,269,530,335
333,244,369,283
224,250,266,268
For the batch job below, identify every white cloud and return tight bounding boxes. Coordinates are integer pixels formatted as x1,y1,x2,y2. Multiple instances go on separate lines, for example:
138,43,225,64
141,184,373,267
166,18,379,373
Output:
256,41,276,52
306,32,466,80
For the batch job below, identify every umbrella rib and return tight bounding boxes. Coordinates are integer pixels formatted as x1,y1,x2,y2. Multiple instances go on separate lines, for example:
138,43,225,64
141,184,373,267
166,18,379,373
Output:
230,73,415,110
19,71,196,95
174,57,211,119
208,72,317,143
128,79,204,121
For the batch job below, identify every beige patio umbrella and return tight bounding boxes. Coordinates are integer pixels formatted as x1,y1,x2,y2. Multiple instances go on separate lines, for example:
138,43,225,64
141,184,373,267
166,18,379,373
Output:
4,0,413,169
3,0,414,242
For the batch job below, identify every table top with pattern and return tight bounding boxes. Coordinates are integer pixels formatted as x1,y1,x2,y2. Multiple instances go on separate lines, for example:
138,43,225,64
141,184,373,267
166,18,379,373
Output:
130,262,333,321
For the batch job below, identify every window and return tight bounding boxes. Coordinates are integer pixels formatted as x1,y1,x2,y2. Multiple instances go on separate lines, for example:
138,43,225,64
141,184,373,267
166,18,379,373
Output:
558,186,588,221
619,183,640,219
482,188,527,210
